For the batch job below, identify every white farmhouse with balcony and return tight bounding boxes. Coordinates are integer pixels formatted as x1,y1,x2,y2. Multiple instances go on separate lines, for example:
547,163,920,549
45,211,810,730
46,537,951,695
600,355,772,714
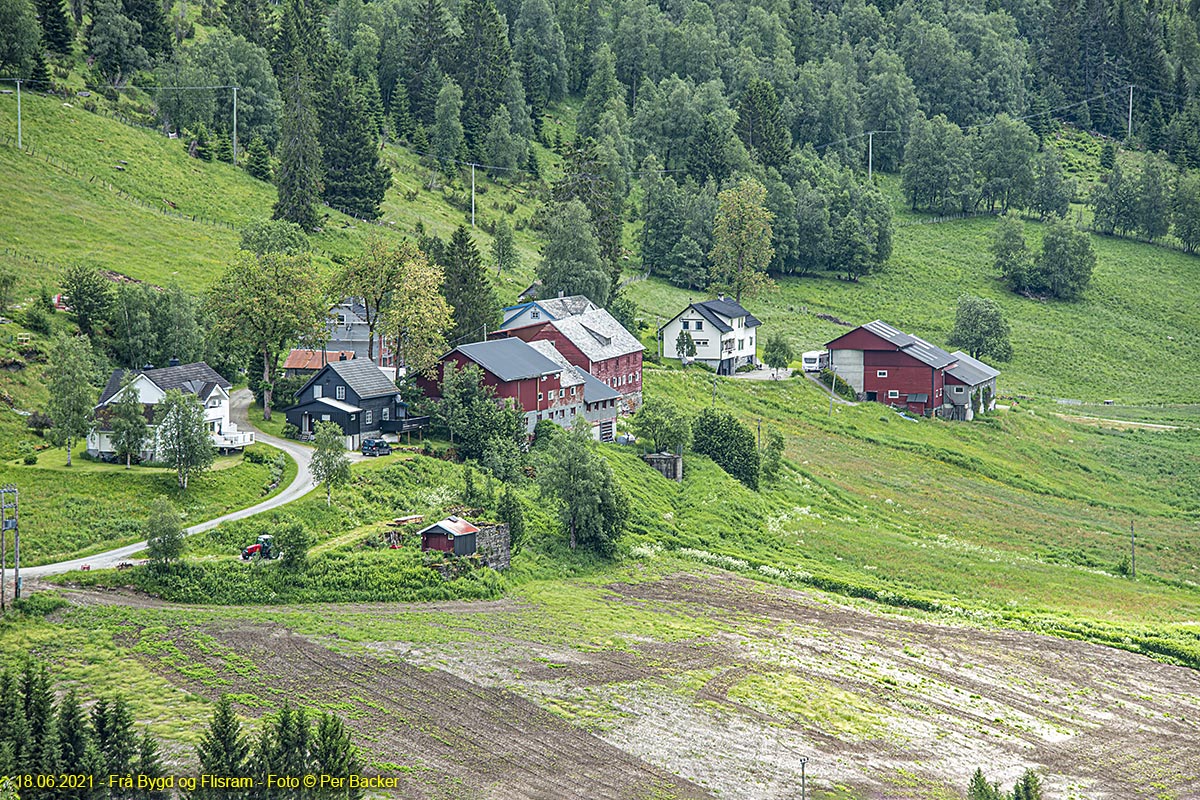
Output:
87,361,254,461
657,297,762,376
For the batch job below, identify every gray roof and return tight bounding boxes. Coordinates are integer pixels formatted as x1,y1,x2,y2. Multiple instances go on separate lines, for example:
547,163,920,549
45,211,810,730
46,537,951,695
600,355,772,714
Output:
98,362,229,405
323,357,400,399
455,338,562,382
578,369,621,404
946,351,1001,386
551,309,645,363
696,298,762,328
658,298,762,335
538,295,598,319
861,320,956,369
527,341,585,388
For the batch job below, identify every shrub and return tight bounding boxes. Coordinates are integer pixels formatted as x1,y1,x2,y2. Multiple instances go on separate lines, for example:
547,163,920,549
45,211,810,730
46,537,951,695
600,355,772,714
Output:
819,368,857,401
281,422,300,440
26,411,53,436
692,407,760,490
24,305,52,334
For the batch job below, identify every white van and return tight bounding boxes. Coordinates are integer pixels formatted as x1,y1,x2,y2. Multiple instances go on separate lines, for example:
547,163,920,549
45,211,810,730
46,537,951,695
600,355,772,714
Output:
802,350,829,373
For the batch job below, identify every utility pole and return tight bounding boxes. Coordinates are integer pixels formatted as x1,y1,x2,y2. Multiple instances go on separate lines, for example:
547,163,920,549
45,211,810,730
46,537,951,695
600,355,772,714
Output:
471,163,476,227
231,86,238,164
1130,520,1136,579
1,495,5,613
2,486,18,602
16,79,22,150
867,130,873,180
799,757,808,800
1127,84,1134,140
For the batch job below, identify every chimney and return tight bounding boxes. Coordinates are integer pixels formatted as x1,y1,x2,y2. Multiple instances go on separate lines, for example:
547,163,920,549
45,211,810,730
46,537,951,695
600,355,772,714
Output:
168,357,180,367
339,352,348,361
558,290,564,298
142,363,154,370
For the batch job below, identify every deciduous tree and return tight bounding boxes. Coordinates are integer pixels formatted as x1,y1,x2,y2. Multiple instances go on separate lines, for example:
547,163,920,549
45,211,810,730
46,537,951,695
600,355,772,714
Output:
709,177,774,303
154,389,214,490
110,374,149,468
86,0,149,89
631,396,690,453
207,250,326,420
762,332,793,375
379,242,452,380
432,75,464,175
1036,219,1095,300
992,214,1033,291
62,263,112,339
311,420,351,506
144,498,185,568
692,406,759,490
490,218,519,275
46,334,96,467
539,424,627,554
947,294,1012,362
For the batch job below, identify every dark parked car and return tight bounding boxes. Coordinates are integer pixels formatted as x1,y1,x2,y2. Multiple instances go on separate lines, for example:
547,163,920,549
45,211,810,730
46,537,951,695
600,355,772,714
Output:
361,438,391,457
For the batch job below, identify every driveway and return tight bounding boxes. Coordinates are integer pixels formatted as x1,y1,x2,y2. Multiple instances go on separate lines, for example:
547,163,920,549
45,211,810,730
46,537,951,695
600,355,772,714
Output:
17,390,317,579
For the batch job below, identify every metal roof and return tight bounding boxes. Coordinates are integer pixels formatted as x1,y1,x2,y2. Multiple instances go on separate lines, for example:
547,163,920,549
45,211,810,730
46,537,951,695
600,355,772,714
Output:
325,357,400,398
310,396,364,414
98,362,230,405
418,515,480,538
946,351,1001,386
455,337,563,382
860,320,956,369
696,298,762,328
578,369,622,404
551,309,645,363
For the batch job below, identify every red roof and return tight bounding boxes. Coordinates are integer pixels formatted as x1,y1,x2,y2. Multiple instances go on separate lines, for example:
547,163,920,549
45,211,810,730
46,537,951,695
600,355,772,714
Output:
283,349,356,371
419,516,480,538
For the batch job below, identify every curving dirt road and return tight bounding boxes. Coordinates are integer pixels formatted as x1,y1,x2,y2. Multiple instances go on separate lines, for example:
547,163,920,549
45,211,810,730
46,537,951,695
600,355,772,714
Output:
18,390,316,578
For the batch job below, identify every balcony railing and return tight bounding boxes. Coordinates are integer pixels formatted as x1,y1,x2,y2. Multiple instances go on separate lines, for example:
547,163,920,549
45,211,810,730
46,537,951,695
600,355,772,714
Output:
213,429,255,448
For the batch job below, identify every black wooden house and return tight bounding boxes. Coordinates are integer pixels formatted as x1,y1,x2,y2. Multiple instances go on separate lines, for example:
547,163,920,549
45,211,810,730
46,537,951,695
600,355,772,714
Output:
284,357,425,449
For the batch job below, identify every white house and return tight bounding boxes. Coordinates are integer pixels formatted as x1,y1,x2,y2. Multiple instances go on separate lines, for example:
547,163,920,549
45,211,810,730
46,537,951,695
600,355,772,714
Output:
87,361,254,460
658,297,762,375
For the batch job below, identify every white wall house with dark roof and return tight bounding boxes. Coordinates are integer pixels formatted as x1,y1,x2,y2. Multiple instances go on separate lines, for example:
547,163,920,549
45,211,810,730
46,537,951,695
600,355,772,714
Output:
657,298,762,375
87,362,254,460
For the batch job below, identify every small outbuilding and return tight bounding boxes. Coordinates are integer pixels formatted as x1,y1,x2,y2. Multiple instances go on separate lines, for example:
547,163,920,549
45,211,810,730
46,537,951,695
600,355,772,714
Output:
419,516,479,557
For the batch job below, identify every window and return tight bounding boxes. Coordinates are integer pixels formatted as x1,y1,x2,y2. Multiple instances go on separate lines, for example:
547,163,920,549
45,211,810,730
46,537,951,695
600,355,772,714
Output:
537,391,543,401
738,338,744,350
321,414,331,421
887,390,900,399
877,370,888,378
531,308,540,319
336,385,346,400
570,386,577,396
629,373,634,383
382,407,390,421
313,385,323,399
682,320,690,330
695,321,703,331
365,409,372,425
558,388,564,398
695,339,708,348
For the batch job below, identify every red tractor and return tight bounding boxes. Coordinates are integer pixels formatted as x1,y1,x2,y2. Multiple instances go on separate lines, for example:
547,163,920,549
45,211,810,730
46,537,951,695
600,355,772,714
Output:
241,534,277,560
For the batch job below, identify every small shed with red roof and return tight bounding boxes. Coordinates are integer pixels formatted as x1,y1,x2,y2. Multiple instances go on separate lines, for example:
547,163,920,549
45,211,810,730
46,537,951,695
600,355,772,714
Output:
418,516,480,556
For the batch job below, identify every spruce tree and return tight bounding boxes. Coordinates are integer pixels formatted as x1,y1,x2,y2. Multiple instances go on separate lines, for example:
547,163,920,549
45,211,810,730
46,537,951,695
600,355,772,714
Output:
273,68,324,231
195,697,249,800
0,668,32,774
537,198,609,305
212,130,233,163
320,67,390,219
220,0,268,47
484,105,524,176
30,47,52,89
35,0,72,54
21,660,59,776
192,123,213,161
120,0,171,59
456,0,511,156
577,43,618,141
55,688,104,799
736,78,790,169
244,135,272,181
403,0,452,125
442,225,499,344
133,729,165,800
310,713,363,800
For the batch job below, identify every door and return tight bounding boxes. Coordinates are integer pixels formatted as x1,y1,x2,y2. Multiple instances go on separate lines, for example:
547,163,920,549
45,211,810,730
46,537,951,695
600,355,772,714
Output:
302,412,312,434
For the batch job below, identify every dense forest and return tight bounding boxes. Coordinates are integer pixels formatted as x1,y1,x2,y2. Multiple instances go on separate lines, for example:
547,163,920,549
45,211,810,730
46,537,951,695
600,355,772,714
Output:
6,0,1200,293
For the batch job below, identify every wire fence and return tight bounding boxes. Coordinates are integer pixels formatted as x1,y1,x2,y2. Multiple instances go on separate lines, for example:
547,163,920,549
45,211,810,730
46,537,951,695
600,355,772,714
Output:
0,133,239,231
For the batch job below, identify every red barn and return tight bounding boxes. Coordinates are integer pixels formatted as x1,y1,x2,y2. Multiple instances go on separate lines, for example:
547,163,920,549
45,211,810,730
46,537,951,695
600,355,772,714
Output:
417,337,583,434
826,320,958,416
494,308,645,413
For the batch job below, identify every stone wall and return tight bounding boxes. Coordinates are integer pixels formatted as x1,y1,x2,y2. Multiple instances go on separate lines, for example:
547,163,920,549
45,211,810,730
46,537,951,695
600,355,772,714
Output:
475,523,511,571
